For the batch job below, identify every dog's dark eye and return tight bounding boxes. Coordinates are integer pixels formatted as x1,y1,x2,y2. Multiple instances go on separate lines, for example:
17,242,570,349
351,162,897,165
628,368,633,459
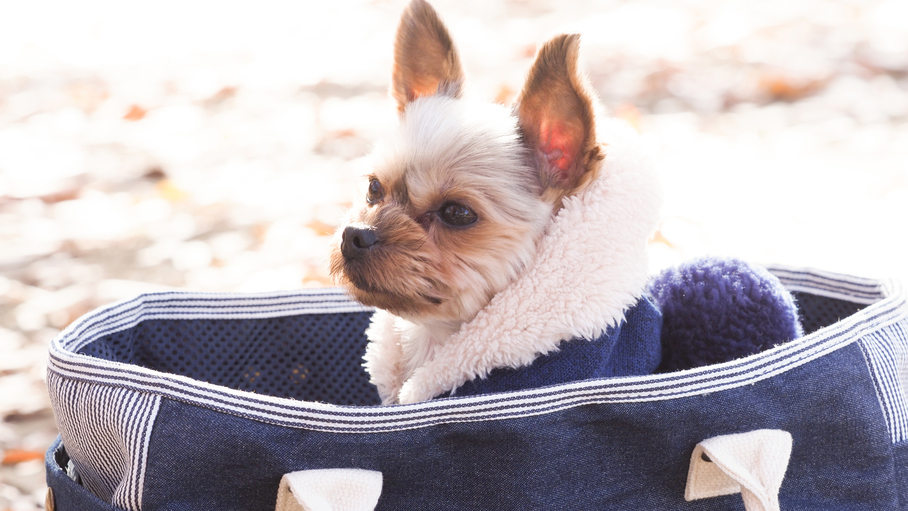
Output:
438,202,477,226
367,179,384,204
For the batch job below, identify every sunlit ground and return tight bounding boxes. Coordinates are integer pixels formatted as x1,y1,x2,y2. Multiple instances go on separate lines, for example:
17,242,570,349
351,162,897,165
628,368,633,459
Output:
1,0,907,507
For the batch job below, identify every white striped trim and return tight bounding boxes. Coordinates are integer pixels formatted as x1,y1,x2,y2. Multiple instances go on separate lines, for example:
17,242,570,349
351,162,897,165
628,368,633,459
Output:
56,287,372,353
47,371,161,510
858,321,908,443
47,270,908,434
767,264,885,304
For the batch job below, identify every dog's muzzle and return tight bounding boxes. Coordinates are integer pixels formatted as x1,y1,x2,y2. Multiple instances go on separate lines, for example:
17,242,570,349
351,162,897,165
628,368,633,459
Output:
341,226,380,260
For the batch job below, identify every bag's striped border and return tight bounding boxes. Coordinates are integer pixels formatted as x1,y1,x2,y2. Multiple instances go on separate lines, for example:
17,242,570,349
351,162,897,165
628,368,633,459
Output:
57,288,373,353
858,321,908,443
771,264,908,443
47,372,160,510
769,264,886,304
48,269,907,434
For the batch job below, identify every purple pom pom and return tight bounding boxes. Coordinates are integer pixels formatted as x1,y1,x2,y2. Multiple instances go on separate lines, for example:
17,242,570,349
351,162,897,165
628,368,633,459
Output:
649,258,803,372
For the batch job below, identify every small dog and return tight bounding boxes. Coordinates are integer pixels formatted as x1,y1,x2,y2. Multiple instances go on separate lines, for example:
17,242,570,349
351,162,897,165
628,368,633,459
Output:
331,0,660,404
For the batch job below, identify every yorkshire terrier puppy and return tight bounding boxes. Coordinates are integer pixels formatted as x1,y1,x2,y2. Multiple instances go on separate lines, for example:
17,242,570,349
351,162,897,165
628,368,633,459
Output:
330,0,660,404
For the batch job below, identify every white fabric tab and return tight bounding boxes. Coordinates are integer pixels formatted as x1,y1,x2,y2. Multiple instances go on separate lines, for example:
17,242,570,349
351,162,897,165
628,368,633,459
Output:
275,469,382,511
685,429,792,511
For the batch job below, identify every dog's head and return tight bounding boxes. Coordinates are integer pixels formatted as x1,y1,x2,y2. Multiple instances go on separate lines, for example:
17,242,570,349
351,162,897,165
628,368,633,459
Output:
330,0,604,325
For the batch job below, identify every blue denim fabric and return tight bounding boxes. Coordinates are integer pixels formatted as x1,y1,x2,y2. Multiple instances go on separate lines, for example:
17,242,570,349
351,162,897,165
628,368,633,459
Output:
895,444,908,505
111,342,894,511
46,437,122,511
45,276,907,510
451,297,662,398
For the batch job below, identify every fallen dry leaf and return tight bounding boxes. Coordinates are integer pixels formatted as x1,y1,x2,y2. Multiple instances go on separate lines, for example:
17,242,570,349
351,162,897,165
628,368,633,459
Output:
144,167,167,181
302,271,334,287
68,81,109,113
327,129,357,139
649,229,674,248
2,449,44,466
39,188,81,204
203,86,238,107
494,84,515,105
758,74,828,102
306,219,336,237
124,104,147,121
155,179,187,202
613,103,642,132
520,43,537,59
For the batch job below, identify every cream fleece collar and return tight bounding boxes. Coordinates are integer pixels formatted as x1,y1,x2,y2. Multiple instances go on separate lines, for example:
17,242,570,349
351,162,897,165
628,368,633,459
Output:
363,118,662,404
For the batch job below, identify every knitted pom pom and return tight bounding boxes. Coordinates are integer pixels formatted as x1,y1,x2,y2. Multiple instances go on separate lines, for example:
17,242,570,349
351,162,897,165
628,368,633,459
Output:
649,258,803,372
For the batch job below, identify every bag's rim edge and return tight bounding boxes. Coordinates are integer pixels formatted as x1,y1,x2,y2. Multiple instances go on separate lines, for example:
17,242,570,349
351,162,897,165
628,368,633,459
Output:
46,267,908,433
767,264,886,304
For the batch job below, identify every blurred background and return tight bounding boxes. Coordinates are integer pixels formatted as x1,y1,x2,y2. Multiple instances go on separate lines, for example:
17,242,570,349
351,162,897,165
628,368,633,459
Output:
1,0,906,507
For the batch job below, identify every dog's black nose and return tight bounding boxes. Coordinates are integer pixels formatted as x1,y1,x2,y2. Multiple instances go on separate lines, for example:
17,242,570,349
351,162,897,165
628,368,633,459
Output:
341,226,379,259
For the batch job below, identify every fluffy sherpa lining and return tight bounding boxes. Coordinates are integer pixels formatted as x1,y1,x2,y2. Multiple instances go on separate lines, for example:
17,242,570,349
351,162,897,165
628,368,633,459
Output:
364,118,662,404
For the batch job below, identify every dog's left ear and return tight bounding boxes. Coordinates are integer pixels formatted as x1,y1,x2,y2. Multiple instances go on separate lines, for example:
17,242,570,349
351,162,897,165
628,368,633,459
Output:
516,34,603,198
391,0,464,113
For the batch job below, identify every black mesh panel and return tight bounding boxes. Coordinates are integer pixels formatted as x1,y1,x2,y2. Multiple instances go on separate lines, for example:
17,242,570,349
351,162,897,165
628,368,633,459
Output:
79,311,381,406
792,292,869,335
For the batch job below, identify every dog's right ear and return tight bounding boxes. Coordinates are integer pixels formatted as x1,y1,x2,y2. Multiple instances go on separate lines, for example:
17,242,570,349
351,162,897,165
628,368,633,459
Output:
392,0,464,113
516,34,602,201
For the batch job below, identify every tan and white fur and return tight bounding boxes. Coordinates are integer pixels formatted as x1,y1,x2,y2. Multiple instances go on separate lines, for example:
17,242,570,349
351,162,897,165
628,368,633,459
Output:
330,0,661,404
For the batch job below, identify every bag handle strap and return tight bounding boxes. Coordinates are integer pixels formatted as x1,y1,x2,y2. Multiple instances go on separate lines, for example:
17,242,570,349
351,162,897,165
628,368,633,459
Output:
685,429,792,511
275,468,383,511
274,430,790,510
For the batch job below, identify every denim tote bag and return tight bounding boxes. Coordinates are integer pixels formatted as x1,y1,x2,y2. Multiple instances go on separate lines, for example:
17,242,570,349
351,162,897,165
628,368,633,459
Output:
45,266,908,510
